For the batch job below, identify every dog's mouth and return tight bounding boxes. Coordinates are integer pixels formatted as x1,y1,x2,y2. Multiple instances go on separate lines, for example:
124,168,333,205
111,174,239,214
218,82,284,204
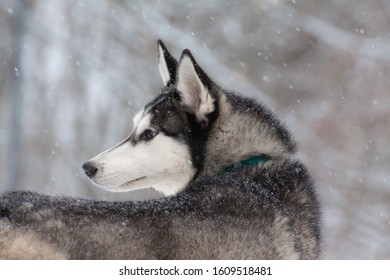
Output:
91,175,148,192
127,176,147,184
116,176,147,190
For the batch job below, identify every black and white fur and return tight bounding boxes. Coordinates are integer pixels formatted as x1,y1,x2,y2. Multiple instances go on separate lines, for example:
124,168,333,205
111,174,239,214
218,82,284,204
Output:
82,41,296,196
0,40,320,259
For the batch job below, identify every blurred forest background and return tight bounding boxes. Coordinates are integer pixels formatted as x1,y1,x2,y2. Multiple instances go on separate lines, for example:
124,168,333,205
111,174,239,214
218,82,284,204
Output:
0,0,389,259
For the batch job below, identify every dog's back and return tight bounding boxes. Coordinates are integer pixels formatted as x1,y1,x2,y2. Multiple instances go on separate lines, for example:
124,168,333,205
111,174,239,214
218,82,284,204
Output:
0,158,320,259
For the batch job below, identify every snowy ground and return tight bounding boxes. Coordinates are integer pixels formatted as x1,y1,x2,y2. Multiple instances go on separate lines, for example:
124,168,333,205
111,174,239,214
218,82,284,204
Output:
0,0,389,259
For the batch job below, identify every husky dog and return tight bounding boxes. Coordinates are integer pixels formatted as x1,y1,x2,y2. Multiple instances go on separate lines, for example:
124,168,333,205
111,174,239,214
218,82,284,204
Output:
0,40,320,259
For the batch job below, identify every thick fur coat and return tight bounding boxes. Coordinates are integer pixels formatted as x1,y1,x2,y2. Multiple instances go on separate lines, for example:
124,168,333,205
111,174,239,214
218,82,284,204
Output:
0,41,321,259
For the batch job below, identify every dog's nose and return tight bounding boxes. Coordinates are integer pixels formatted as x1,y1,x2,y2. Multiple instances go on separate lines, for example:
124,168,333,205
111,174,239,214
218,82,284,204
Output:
82,162,98,178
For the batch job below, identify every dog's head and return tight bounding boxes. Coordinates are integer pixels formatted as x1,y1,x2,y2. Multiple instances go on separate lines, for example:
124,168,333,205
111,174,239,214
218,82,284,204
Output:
82,40,220,196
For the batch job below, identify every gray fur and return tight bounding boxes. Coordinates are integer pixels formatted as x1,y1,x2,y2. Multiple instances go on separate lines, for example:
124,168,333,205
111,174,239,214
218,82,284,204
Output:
0,40,321,259
201,91,297,176
0,159,319,259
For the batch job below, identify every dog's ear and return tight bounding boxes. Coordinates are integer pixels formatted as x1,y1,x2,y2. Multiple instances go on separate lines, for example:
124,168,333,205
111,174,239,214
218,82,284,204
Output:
176,50,216,123
157,40,178,85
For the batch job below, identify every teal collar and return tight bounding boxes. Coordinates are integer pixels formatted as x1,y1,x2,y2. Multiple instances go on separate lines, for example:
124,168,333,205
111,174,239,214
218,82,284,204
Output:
224,155,269,172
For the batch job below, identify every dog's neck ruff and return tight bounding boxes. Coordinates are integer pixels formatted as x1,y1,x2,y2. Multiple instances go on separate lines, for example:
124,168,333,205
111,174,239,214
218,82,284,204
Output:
224,155,269,173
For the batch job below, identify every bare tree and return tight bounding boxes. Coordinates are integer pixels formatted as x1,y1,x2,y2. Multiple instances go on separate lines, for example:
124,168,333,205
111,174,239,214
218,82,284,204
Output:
5,0,29,191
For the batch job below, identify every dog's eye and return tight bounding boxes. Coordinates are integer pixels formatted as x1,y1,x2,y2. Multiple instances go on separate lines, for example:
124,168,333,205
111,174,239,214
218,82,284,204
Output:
141,129,158,141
